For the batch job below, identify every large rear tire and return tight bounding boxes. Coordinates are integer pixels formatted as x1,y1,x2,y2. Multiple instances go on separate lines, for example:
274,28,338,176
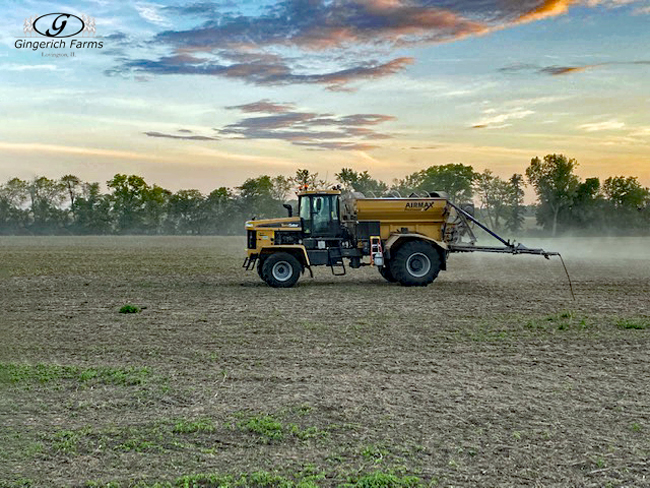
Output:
378,264,397,282
391,241,441,287
261,252,302,288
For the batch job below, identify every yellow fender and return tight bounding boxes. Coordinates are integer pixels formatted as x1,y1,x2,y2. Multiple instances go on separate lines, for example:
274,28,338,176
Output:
384,234,448,269
259,245,311,267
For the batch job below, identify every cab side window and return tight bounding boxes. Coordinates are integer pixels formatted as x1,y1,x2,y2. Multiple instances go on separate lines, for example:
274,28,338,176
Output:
312,196,330,234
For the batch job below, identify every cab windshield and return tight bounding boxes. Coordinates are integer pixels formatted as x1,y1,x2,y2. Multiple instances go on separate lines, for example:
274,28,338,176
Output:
299,194,340,236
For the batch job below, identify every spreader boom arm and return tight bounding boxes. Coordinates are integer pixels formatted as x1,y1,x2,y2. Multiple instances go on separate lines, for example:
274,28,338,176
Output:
445,201,574,299
448,243,559,259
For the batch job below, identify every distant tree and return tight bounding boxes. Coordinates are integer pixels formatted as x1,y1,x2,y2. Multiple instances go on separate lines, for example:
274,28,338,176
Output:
336,168,388,196
292,169,330,190
28,176,67,233
335,168,357,189
238,175,285,219
602,176,650,229
143,184,171,234
168,189,205,234
602,176,649,209
1,167,648,236
504,174,526,233
390,173,423,197
0,178,30,233
270,175,293,202
293,169,315,189
475,170,510,230
567,177,602,229
525,154,580,236
72,182,112,234
203,187,237,234
60,175,81,210
396,164,477,202
107,174,150,233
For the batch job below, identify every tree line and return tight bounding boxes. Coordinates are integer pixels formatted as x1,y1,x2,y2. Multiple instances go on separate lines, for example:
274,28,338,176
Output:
0,154,648,236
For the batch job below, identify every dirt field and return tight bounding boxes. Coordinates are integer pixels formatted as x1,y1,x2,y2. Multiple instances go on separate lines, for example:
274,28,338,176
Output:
1,236,648,487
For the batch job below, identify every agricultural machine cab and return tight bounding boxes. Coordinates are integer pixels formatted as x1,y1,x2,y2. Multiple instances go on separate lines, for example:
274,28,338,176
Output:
298,192,342,237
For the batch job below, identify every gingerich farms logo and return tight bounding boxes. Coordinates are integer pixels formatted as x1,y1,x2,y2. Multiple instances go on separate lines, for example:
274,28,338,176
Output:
15,13,103,55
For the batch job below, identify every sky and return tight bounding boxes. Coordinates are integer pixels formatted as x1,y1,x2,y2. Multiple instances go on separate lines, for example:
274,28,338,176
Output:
1,0,649,196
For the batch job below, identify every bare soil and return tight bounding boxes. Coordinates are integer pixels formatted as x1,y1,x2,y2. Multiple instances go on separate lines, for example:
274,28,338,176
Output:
0,236,648,487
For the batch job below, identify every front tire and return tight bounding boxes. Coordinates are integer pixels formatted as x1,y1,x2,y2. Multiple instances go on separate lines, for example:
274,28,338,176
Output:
261,252,302,288
392,241,441,287
256,257,265,279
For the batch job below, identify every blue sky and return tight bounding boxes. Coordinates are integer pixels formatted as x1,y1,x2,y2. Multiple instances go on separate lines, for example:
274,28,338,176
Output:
1,0,649,193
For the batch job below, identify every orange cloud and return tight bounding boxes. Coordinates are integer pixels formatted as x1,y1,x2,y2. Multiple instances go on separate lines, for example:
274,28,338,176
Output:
516,0,578,23
539,64,599,75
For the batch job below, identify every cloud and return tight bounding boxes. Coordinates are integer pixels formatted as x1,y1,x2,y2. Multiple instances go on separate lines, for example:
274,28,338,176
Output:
498,62,541,73
293,141,381,151
501,60,650,76
217,100,395,150
113,55,415,91
578,119,626,131
152,1,489,52
630,127,650,136
144,131,218,140
538,65,597,75
6,64,59,71
472,108,535,129
226,99,296,114
150,1,632,53
104,32,128,42
515,0,577,24
409,145,442,150
0,141,174,162
500,62,599,75
109,0,647,89
135,3,170,26
162,2,236,16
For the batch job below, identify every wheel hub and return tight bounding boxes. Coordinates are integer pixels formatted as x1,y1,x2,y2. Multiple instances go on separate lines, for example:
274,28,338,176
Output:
272,261,292,281
406,252,431,278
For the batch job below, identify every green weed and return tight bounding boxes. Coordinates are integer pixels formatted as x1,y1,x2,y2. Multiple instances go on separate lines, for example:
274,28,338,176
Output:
173,418,216,434
116,439,160,452
175,470,319,488
52,429,84,454
360,444,389,463
233,412,328,444
294,404,313,416
593,457,606,469
0,363,150,386
237,415,284,442
526,311,589,331
616,318,650,330
119,304,141,314
288,424,329,441
342,471,423,488
0,478,34,488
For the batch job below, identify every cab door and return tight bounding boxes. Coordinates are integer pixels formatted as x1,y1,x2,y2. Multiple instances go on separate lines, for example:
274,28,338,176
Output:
300,194,342,238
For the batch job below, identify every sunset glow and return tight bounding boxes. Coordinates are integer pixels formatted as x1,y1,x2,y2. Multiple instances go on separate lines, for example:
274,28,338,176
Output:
1,0,649,193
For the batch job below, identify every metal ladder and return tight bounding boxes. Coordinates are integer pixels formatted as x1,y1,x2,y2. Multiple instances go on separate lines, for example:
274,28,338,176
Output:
370,236,383,266
243,255,257,270
327,247,346,276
